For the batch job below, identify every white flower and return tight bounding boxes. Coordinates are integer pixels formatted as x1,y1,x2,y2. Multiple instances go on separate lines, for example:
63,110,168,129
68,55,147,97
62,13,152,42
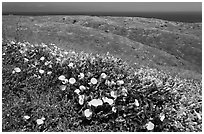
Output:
110,91,117,99
159,113,165,121
69,78,76,84
122,87,128,93
36,119,44,125
11,40,15,44
24,115,30,120
79,85,86,91
84,109,92,119
49,64,52,68
111,80,116,85
88,99,103,107
79,73,85,79
78,95,85,105
39,69,44,74
90,78,97,85
47,71,52,75
62,79,68,84
134,99,140,106
146,121,154,130
101,73,107,79
24,58,29,62
58,75,66,81
64,51,68,55
105,80,111,86
44,61,50,66
68,62,74,68
14,67,21,73
102,97,114,105
60,85,67,91
40,56,45,61
74,89,81,94
117,80,124,85
41,117,46,120
112,107,117,113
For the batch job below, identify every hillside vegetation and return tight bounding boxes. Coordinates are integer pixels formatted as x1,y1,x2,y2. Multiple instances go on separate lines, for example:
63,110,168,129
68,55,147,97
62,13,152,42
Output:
2,15,202,132
2,39,202,132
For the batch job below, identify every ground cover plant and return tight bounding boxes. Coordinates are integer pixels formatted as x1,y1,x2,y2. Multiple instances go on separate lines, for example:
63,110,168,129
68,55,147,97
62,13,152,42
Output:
2,39,202,132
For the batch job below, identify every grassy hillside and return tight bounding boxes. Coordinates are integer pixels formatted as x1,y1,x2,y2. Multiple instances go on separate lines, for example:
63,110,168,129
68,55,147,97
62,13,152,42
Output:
2,39,202,132
2,15,202,132
2,15,202,80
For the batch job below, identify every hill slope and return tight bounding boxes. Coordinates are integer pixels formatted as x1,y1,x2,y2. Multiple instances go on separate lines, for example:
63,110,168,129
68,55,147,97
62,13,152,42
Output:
2,15,202,80
2,39,202,132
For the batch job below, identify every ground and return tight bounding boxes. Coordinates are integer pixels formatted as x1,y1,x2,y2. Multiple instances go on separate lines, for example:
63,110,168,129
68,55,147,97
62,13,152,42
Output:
2,15,202,132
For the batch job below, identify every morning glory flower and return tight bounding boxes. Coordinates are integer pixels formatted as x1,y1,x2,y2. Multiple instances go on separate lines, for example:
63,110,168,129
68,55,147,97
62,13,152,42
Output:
47,71,52,75
112,107,117,113
58,75,66,81
79,73,85,79
84,109,92,119
41,117,46,120
60,85,67,91
122,87,128,93
39,69,45,74
159,113,165,121
74,89,81,94
105,80,111,86
79,85,86,91
62,79,68,84
134,99,140,106
101,73,107,79
14,67,21,73
111,80,116,85
64,51,68,55
102,97,114,105
110,91,117,99
117,80,124,85
68,62,74,68
88,99,103,107
24,58,29,62
78,95,85,105
36,119,44,125
146,121,154,130
44,61,50,66
40,56,45,61
24,115,30,120
90,78,97,85
69,78,76,84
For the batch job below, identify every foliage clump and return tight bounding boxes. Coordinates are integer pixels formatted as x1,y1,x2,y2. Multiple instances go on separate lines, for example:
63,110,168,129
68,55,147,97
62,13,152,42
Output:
2,39,202,132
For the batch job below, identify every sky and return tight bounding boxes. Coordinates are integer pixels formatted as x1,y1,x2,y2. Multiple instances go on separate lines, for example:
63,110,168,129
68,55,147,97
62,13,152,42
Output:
2,2,202,13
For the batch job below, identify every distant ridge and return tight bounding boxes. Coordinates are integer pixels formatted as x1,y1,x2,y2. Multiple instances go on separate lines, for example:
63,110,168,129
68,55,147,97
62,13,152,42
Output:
2,11,202,23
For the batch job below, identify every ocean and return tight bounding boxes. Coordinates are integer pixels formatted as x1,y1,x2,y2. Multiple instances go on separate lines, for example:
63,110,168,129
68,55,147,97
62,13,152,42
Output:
3,12,202,23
